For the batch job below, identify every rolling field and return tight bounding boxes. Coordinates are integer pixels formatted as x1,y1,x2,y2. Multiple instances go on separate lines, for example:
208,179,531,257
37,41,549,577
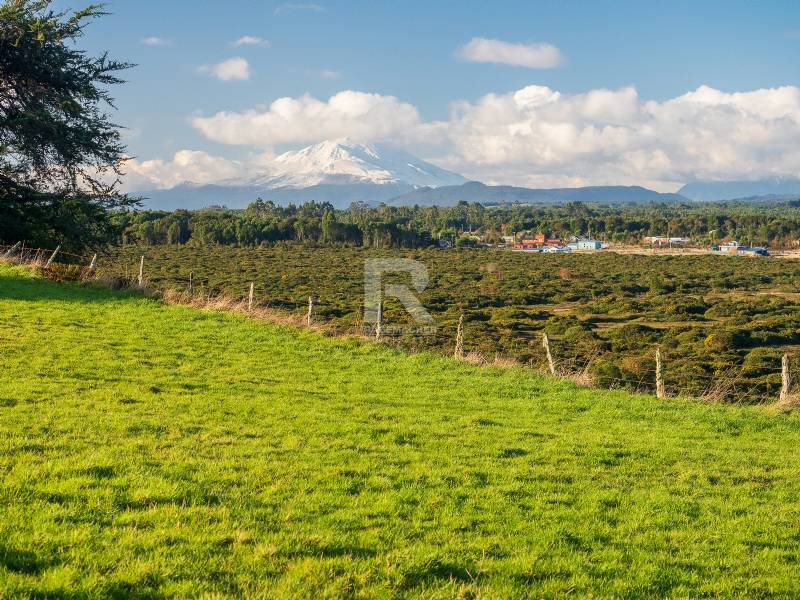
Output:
103,245,800,402
2,263,800,597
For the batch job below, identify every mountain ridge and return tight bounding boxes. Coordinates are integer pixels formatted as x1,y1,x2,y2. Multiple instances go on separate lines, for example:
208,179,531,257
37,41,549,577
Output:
678,178,800,201
385,181,689,206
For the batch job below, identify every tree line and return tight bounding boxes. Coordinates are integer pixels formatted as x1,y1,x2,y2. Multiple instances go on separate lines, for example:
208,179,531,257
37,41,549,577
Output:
114,198,800,249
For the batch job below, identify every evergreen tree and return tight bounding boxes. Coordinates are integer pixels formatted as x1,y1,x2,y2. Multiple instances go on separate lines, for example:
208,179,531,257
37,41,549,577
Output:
0,0,136,250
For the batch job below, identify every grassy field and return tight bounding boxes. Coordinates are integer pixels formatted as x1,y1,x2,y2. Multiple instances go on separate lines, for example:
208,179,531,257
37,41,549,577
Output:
2,263,800,598
103,245,800,402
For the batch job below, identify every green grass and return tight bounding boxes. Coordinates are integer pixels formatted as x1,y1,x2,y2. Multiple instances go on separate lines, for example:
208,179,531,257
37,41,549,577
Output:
1,263,800,598
103,244,800,403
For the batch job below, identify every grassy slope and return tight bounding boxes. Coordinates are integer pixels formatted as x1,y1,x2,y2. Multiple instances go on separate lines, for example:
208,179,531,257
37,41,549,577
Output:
1,264,800,599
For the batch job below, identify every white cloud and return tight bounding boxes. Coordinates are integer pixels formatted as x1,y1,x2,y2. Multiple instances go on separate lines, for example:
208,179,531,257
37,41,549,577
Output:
274,3,324,14
320,69,342,79
137,84,800,191
198,57,251,81
141,36,169,46
232,35,269,47
191,90,423,145
122,150,245,191
458,38,563,69
441,84,800,189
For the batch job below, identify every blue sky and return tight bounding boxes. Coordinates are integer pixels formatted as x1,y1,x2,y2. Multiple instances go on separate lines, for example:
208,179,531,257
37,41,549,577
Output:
57,0,800,190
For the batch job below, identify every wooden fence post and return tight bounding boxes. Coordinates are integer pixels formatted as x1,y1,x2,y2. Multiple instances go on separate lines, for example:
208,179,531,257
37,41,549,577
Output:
655,347,666,399
542,332,556,375
44,245,61,268
375,300,383,340
137,255,144,286
4,241,21,256
454,313,464,358
780,354,792,404
89,254,97,270
188,272,194,296
307,296,315,327
248,282,255,312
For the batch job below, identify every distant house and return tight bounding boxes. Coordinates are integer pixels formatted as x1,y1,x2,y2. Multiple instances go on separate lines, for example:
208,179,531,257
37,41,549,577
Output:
648,236,669,246
515,238,539,250
530,232,564,246
576,240,602,251
648,236,691,247
712,241,768,256
737,247,769,256
567,239,602,251
513,232,573,252
713,241,740,253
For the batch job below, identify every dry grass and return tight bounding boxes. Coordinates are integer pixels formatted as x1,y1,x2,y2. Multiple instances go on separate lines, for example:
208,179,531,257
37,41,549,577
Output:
491,354,520,368
459,350,487,365
564,369,595,388
161,288,316,330
450,351,522,371
775,393,800,413
700,368,745,404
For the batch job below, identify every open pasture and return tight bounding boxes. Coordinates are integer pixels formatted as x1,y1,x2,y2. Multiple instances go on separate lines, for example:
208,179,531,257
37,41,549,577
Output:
104,245,800,403
2,264,800,597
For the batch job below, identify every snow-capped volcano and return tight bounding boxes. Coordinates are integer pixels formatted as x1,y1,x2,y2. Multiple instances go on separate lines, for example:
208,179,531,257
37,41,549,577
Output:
232,138,468,189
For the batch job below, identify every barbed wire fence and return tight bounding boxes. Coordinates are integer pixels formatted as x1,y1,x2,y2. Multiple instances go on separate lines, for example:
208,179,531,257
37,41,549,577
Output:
2,242,797,408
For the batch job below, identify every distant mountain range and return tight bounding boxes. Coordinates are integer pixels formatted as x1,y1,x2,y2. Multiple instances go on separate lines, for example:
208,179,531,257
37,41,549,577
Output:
139,181,419,211
678,178,800,201
134,139,799,210
386,181,688,206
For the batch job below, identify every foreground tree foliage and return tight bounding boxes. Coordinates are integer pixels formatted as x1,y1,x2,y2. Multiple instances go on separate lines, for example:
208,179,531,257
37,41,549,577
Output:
0,0,135,250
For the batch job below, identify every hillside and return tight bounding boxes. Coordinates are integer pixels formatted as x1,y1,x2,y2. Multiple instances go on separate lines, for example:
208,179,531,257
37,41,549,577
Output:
2,264,800,597
678,178,800,201
387,181,689,206
139,180,417,211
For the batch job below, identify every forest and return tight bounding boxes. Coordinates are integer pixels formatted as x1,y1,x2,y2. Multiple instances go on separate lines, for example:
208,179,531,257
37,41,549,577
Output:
113,199,800,249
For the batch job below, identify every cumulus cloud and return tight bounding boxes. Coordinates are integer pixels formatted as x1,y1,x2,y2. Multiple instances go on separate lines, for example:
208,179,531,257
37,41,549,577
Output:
141,36,169,46
441,84,800,189
458,38,563,68
232,35,269,47
191,90,423,145
137,84,800,191
198,57,251,81
319,69,342,79
122,150,245,190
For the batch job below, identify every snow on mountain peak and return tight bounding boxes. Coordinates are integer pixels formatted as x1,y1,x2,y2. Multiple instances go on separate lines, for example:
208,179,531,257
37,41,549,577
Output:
236,139,467,189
